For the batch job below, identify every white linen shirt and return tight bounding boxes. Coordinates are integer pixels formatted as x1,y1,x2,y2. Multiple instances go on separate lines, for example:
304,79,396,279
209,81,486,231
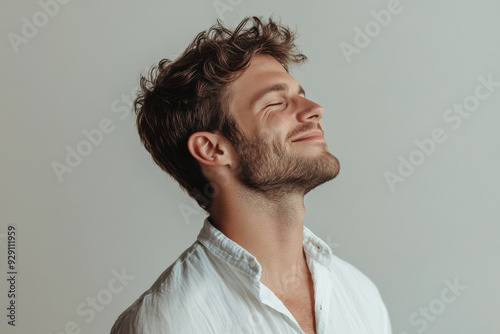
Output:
110,216,392,334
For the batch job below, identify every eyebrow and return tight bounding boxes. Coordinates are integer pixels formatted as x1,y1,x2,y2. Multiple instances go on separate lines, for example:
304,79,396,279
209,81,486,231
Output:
248,82,306,110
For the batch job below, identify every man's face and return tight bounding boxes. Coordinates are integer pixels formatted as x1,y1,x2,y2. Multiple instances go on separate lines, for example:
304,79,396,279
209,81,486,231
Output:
224,54,340,197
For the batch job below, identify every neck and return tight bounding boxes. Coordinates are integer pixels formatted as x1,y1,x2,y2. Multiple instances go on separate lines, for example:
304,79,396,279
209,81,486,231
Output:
210,186,310,294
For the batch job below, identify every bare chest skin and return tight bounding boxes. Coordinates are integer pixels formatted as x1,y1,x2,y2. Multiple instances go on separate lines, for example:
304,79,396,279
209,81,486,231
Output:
283,296,317,334
274,273,317,334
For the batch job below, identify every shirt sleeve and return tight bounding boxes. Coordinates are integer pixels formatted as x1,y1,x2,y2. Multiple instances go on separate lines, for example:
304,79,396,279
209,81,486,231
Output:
110,293,177,334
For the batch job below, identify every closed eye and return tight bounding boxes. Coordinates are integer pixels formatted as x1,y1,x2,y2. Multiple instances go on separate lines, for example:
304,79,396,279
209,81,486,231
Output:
266,102,285,107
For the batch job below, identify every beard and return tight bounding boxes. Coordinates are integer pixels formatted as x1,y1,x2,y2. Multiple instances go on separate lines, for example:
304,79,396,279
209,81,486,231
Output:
231,130,340,199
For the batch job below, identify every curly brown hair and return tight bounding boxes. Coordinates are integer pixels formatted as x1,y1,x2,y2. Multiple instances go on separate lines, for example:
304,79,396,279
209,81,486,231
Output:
134,16,307,214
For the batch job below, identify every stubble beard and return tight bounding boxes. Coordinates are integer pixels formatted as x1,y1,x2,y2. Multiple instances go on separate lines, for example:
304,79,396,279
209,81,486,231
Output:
232,132,340,200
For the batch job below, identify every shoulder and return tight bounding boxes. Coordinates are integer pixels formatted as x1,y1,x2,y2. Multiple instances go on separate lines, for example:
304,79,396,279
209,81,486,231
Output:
329,253,381,295
327,253,392,332
110,242,206,334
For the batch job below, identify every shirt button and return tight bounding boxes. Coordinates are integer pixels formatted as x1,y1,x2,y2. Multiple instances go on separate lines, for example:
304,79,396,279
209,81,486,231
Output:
249,260,256,268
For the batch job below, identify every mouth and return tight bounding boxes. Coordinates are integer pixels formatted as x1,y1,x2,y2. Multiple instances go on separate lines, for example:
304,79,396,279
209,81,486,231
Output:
291,131,324,142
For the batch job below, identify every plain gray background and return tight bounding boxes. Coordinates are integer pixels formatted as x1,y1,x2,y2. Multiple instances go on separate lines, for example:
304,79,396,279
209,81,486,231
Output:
1,0,499,333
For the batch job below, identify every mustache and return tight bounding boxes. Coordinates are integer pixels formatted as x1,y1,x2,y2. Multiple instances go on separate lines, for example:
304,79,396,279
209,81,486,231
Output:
287,123,323,141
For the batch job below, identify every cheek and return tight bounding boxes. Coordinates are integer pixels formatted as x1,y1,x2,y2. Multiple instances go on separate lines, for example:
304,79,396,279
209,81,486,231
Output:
267,116,292,139
235,117,258,139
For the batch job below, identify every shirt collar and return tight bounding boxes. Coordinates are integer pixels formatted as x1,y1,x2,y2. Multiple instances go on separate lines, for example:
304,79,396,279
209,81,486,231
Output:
196,216,333,282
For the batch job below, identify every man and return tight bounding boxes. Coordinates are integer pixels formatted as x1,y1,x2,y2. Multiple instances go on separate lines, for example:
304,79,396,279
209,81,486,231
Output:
111,16,392,334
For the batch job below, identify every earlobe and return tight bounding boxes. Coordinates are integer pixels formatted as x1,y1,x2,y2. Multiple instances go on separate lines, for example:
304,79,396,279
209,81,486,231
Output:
187,132,230,166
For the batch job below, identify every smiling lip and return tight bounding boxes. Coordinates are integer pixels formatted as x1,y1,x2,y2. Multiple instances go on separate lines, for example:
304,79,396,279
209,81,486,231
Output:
291,131,324,142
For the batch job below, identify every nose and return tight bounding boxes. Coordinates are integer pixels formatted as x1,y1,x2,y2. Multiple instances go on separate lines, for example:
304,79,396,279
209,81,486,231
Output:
295,97,325,123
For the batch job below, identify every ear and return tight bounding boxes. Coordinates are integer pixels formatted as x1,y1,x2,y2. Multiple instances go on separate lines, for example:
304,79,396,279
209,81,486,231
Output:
187,131,232,167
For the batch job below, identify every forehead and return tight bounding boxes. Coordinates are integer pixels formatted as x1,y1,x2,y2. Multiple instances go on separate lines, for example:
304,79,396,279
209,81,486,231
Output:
232,54,288,85
224,54,297,114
